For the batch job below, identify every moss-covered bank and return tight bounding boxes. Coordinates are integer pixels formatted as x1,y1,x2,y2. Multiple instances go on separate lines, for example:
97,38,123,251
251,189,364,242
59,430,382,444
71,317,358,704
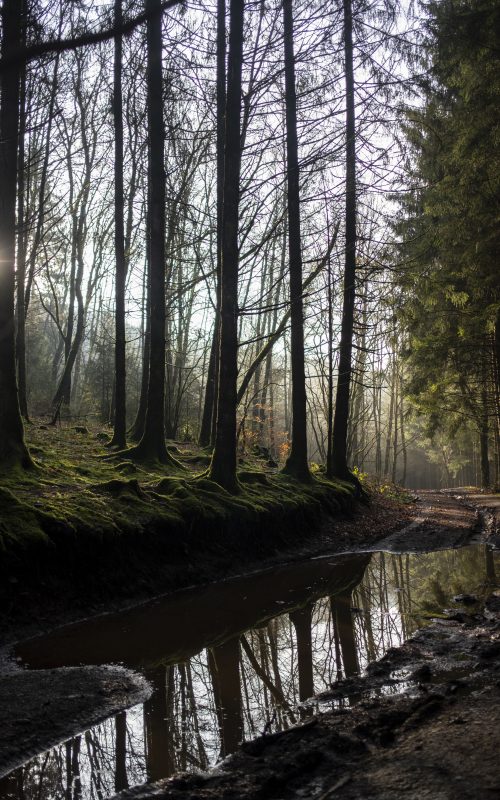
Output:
0,424,356,616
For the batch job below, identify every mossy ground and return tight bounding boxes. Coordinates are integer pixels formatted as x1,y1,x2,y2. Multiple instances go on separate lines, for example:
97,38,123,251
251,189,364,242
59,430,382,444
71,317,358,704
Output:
0,422,356,610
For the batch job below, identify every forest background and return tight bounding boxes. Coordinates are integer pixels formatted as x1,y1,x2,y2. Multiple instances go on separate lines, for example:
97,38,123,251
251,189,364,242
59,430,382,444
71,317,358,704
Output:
0,0,498,493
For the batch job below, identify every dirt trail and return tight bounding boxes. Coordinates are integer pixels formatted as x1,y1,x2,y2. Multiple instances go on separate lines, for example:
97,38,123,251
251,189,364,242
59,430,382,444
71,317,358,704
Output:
368,489,481,553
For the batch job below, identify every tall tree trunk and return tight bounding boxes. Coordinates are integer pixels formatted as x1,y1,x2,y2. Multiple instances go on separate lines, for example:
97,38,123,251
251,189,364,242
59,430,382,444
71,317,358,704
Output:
331,0,357,481
209,638,243,756
51,295,85,415
144,667,172,781
492,317,500,489
127,0,176,463
331,593,358,678
16,19,29,421
129,260,150,441
199,331,218,447
349,287,368,467
114,712,128,792
281,0,310,482
391,366,399,483
199,0,226,449
399,376,407,487
0,0,32,469
383,359,396,478
480,357,490,488
209,0,244,491
289,603,314,701
110,0,127,448
326,215,334,476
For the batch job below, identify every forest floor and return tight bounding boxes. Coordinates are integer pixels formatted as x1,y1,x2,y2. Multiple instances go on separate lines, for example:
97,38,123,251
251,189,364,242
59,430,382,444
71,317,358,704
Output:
0,486,499,795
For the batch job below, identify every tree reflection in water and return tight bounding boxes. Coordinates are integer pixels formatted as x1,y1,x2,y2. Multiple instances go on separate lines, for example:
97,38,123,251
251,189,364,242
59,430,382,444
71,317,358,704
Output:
2,545,497,800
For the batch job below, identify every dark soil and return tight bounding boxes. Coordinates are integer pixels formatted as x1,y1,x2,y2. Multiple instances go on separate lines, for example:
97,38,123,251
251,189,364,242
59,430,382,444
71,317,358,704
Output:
0,666,149,780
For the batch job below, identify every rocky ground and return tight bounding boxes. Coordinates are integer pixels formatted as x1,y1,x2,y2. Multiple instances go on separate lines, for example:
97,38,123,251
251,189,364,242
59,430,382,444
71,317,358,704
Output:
0,488,498,797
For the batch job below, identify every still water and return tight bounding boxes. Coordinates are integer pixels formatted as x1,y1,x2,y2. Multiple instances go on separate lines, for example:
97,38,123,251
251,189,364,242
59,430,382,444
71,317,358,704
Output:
2,544,498,800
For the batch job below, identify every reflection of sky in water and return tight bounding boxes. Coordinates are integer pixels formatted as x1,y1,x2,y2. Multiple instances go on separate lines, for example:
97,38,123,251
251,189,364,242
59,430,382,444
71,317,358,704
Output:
1,545,497,800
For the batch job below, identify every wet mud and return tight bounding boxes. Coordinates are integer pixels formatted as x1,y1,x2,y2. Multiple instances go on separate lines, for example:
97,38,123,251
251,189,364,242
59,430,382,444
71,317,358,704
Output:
110,594,500,800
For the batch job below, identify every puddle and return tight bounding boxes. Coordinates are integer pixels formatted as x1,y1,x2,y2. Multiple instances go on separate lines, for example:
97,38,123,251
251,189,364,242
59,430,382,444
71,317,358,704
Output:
1,543,498,800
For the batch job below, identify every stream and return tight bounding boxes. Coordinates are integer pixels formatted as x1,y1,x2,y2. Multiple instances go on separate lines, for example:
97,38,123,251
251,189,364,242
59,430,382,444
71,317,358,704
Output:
1,542,498,800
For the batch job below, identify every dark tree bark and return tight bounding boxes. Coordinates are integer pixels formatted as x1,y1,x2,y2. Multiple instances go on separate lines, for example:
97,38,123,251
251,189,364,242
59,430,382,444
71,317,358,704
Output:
15,12,28,421
125,0,176,464
199,334,218,447
480,357,490,488
129,250,150,441
331,0,357,481
199,0,226,449
331,593,358,678
209,638,243,757
289,603,314,702
209,0,244,491
0,0,32,469
109,0,127,448
114,712,128,792
143,667,174,781
281,0,310,482
383,359,395,478
326,211,334,476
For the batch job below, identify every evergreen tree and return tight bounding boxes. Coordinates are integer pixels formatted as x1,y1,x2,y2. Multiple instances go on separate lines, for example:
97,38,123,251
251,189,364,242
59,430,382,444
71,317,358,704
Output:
395,0,500,487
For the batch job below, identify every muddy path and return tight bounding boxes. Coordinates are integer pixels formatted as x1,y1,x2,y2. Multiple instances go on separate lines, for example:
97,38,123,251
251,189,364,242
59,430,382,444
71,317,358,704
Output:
126,594,500,800
0,489,498,797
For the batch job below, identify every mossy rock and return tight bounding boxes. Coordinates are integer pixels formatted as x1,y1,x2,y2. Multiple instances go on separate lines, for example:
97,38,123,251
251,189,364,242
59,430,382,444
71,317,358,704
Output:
238,470,270,486
154,477,189,495
194,477,232,496
183,454,211,467
91,478,145,499
116,461,138,475
0,488,51,561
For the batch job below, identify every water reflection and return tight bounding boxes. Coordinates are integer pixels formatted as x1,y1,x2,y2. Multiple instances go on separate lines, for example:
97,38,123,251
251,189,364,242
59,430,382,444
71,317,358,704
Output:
2,544,498,800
